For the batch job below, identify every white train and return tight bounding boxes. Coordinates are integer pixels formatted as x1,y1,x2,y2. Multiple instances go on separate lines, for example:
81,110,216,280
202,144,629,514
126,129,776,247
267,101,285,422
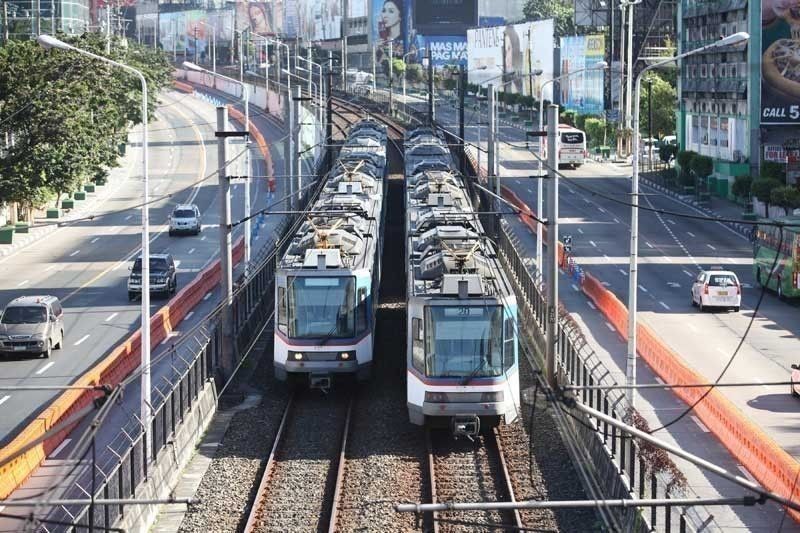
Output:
273,120,388,388
404,127,520,437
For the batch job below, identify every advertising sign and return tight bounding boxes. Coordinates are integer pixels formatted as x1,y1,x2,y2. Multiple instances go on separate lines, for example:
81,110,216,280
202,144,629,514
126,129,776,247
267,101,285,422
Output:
372,0,405,57
235,1,284,36
283,0,299,37
412,35,467,66
350,0,368,18
413,0,477,35
303,0,341,40
467,20,555,100
559,34,605,116
761,7,800,124
159,9,234,55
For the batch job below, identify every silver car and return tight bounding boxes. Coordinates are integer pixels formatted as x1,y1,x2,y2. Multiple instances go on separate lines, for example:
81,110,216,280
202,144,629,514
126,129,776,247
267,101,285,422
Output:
0,296,65,358
168,204,201,236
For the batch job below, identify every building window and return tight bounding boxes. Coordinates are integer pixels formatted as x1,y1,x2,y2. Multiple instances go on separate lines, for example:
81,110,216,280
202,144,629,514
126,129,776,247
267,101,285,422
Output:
701,116,709,145
720,118,729,148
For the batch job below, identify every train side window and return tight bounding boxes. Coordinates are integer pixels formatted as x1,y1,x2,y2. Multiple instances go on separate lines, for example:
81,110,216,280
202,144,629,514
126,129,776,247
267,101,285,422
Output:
412,317,424,372
503,318,516,370
356,287,368,333
278,287,287,327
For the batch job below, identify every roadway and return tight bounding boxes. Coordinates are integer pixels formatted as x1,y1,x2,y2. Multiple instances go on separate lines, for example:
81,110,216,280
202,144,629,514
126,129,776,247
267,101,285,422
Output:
392,89,800,531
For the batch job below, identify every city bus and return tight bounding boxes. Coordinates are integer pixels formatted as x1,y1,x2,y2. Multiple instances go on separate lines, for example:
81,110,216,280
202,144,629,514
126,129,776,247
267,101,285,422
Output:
557,125,587,168
752,216,800,299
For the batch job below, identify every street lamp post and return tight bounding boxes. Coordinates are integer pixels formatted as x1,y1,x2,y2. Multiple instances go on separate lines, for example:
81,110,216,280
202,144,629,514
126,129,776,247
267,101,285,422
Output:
183,61,252,275
198,20,215,73
536,61,607,282
36,34,154,459
625,32,750,407
267,37,291,94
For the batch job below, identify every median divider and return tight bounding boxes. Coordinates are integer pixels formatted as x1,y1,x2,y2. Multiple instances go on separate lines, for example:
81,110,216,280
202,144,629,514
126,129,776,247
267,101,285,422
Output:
227,105,276,191
0,237,244,499
503,187,800,522
172,80,194,94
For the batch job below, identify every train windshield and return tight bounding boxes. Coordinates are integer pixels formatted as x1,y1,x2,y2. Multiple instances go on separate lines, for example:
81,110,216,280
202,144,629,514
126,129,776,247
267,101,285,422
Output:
424,305,503,378
288,276,355,339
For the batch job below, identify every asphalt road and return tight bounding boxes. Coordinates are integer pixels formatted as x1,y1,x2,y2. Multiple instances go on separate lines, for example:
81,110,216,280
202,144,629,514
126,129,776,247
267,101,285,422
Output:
0,89,264,447
391,90,800,531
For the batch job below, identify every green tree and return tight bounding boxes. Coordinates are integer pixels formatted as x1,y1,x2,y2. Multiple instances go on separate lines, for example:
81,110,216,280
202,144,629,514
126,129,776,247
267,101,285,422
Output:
523,0,575,37
770,186,800,212
639,74,676,138
583,117,604,147
761,161,786,184
406,64,423,83
752,178,783,211
731,175,752,199
659,143,677,164
690,155,714,179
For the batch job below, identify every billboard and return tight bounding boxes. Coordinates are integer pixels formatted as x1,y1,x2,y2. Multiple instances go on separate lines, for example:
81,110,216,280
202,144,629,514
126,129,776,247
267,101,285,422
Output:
761,8,800,124
350,0,368,18
411,35,467,66
159,9,234,55
559,34,605,115
235,1,284,36
303,0,341,40
467,20,555,100
372,0,406,58
413,0,477,35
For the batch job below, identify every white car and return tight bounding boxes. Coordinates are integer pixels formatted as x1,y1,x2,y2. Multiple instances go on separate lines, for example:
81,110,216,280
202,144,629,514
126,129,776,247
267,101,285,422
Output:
168,204,201,236
691,268,741,312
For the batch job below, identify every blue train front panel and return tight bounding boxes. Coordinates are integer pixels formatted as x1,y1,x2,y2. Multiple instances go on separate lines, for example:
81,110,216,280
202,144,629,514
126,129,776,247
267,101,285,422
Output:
274,268,374,381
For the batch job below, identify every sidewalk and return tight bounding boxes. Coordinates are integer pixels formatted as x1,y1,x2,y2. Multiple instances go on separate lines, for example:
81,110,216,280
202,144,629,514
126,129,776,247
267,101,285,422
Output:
0,130,141,259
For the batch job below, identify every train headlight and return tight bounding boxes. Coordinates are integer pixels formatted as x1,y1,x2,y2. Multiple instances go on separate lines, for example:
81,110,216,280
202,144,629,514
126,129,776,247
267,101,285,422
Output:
338,351,353,361
425,391,448,403
292,352,304,361
480,391,504,403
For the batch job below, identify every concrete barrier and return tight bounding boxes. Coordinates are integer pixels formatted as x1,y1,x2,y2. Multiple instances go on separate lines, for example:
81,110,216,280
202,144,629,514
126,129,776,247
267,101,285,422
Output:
172,80,194,94
503,187,800,523
227,105,276,190
0,238,244,499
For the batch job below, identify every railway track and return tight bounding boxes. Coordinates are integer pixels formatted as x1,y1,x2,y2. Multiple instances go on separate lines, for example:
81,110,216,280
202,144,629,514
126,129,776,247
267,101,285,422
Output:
243,390,355,532
427,428,523,532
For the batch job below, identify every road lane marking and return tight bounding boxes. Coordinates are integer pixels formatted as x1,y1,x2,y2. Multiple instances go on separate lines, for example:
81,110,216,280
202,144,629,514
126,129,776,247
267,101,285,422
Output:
659,301,671,310
603,255,610,262
188,248,195,254
590,240,597,247
74,334,90,346
17,280,29,287
51,438,72,457
715,347,727,356
687,323,698,332
645,242,653,248
69,250,80,257
577,228,584,234
125,215,133,221
91,237,99,244
687,232,696,238
691,416,710,432
655,376,665,384
572,284,579,292
0,395,10,406
44,265,57,272
587,301,597,310
683,269,694,277
638,285,648,293
667,219,676,225
737,465,757,484
201,235,207,241
619,269,628,276
707,244,716,251
185,311,194,321
160,331,179,346
35,362,55,375
203,292,212,301
605,322,615,331
598,207,606,213
663,256,673,262
105,312,118,322
613,218,620,224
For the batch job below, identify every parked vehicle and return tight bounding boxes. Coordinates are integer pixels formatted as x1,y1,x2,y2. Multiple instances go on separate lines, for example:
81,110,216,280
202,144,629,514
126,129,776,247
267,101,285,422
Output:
0,295,64,358
128,253,177,300
753,217,800,299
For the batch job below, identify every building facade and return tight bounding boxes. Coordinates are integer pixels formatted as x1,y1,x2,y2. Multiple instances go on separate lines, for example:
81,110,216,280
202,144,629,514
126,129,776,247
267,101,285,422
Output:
2,0,91,40
677,0,752,193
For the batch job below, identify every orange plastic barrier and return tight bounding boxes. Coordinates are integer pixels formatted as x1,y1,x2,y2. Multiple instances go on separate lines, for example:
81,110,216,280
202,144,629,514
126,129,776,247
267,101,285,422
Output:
0,238,244,499
173,80,194,94
227,105,276,190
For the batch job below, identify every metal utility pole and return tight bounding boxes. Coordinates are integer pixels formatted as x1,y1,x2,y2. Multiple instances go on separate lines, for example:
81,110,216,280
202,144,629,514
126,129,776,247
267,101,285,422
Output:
293,85,302,206
216,107,235,376
487,84,496,194
545,104,559,390
172,20,176,61
647,78,653,170
238,30,244,82
326,69,333,147
306,47,313,99
427,48,434,123
372,45,377,94
104,3,110,52
194,26,198,65
625,1,634,135
388,41,394,114
342,0,349,92
458,65,466,174
285,86,295,210
2,1,8,45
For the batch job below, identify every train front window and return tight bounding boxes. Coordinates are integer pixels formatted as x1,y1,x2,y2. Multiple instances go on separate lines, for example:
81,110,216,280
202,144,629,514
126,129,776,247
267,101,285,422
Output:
424,306,502,378
288,276,355,339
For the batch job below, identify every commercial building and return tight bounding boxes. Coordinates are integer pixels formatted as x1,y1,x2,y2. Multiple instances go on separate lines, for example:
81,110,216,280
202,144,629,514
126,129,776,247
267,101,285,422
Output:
1,0,91,40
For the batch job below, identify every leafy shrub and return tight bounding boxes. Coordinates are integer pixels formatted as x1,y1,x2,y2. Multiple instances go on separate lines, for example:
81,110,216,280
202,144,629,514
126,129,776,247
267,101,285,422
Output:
731,175,752,199
752,178,783,207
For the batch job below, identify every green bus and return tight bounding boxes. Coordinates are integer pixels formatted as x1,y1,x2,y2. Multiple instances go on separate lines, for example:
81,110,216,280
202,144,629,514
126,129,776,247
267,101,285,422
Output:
753,216,800,299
